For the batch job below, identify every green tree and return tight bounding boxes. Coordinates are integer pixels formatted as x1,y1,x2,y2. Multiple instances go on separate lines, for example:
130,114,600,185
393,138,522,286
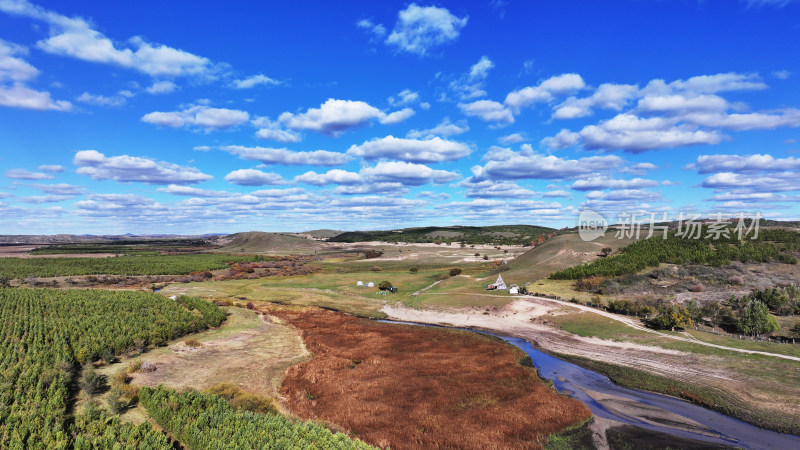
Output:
449,267,463,277
378,281,393,291
107,388,128,414
647,304,693,330
701,301,725,330
752,287,790,312
738,300,780,336
80,364,107,396
686,299,702,325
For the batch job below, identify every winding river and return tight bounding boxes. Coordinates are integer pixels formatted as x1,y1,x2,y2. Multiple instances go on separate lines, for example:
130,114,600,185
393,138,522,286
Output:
382,320,800,450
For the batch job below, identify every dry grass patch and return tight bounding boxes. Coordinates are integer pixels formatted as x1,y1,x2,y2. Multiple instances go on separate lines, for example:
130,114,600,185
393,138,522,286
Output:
127,307,308,403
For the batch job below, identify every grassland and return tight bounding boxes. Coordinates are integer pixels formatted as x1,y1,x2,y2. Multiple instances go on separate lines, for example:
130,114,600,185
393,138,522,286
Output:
161,255,510,316
549,312,654,340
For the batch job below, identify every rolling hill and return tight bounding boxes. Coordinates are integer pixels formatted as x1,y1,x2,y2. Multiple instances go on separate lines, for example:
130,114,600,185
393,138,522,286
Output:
502,231,638,284
215,232,330,253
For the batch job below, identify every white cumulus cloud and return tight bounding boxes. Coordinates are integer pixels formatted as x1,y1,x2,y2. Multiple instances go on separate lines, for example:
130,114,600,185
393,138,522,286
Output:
76,91,126,107
278,98,412,136
0,39,71,111
504,73,585,114
222,145,349,166
687,153,800,173
232,74,280,89
142,105,250,131
294,169,364,186
458,100,513,125
145,80,178,94
5,168,54,180
385,3,468,56
475,147,623,180
406,117,469,139
0,0,215,78
347,135,471,163
224,169,285,186
73,149,212,184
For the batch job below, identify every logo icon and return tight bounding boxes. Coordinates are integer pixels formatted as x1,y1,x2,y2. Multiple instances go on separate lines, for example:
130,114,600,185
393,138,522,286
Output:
578,210,608,242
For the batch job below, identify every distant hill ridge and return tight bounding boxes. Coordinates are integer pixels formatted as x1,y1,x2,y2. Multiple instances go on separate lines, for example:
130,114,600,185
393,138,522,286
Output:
328,225,556,246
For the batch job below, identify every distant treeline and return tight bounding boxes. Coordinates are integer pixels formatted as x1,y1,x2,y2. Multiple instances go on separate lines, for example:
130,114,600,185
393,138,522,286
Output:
329,225,556,246
551,228,800,280
0,254,263,278
29,239,213,255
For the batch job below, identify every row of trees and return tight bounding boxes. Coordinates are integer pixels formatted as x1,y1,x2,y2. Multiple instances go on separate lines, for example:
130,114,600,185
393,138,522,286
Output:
697,296,781,336
745,286,800,316
139,386,375,449
607,292,783,336
0,288,225,447
551,227,800,280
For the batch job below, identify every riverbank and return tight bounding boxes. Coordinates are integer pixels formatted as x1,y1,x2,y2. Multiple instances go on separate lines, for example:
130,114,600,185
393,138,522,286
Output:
383,318,800,449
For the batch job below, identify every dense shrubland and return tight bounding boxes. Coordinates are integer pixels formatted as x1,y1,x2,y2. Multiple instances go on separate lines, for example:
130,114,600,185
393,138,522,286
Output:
217,255,316,281
551,228,800,280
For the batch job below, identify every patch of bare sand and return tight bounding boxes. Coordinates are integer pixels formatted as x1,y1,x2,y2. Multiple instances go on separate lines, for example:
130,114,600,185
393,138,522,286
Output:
130,309,308,403
580,388,719,437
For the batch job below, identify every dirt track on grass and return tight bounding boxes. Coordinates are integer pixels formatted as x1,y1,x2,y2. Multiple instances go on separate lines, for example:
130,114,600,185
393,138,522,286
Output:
270,306,591,450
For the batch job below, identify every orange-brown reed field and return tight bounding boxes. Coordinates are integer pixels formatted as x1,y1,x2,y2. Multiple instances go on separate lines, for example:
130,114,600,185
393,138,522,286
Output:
270,307,591,449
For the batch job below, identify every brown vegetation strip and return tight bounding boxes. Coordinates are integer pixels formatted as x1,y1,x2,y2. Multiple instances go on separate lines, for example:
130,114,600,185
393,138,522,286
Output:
270,307,591,450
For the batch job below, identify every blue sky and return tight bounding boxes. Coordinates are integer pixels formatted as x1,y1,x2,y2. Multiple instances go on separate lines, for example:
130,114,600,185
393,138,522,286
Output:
1,0,799,234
